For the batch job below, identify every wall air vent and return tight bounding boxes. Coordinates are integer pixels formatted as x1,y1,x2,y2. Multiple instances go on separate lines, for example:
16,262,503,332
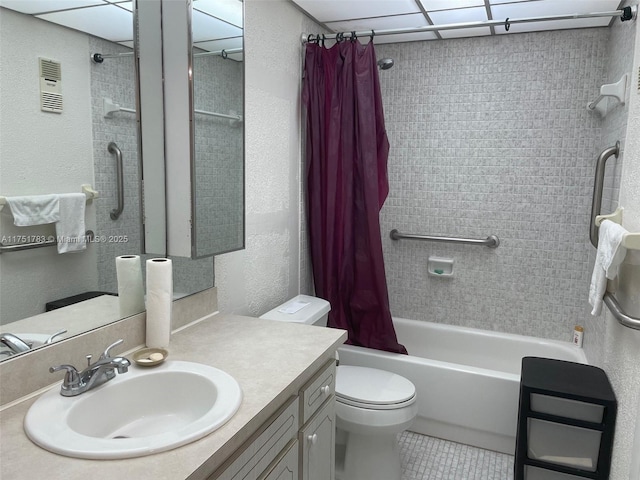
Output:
39,57,63,113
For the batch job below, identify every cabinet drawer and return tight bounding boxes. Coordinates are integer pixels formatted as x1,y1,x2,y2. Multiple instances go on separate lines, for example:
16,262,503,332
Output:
259,440,299,480
530,394,604,423
300,360,335,425
527,419,601,472
211,397,299,480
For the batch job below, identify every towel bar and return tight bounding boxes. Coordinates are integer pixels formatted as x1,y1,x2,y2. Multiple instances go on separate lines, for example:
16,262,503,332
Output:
0,231,94,254
0,185,98,212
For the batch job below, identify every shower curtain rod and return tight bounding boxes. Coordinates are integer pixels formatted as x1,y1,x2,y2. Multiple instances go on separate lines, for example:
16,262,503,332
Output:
91,47,243,63
301,6,636,43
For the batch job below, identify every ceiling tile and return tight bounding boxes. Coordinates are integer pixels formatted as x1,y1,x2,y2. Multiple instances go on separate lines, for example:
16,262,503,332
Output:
293,0,420,23
374,31,438,44
419,0,484,11
490,0,622,21
108,1,131,12
428,6,488,25
192,9,243,42
193,0,243,28
0,0,106,15
38,4,132,42
325,13,429,35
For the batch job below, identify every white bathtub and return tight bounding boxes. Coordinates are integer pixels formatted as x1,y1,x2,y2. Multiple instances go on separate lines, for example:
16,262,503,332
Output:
337,318,587,454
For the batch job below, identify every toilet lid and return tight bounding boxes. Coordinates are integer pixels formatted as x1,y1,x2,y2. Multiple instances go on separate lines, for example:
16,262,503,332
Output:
336,365,416,407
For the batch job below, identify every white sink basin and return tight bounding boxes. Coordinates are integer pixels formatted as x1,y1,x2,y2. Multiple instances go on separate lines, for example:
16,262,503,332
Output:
24,360,242,459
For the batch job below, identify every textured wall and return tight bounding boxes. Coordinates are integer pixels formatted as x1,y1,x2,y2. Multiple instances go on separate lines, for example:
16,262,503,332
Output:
376,29,610,341
0,9,98,323
215,0,314,315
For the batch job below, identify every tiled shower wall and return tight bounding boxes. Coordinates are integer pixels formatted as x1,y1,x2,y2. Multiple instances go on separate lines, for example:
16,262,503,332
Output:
377,29,610,341
89,36,213,297
193,53,244,256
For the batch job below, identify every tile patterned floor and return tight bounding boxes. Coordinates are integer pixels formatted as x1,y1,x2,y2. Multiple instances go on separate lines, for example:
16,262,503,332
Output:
399,432,514,480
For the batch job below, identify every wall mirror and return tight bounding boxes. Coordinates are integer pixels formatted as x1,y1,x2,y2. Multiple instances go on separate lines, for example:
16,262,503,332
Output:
0,0,245,361
138,0,245,258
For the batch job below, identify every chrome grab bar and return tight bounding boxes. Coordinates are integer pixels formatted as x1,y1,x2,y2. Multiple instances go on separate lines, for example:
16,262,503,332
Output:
604,294,640,330
590,141,639,329
590,141,620,247
390,229,500,248
108,142,124,220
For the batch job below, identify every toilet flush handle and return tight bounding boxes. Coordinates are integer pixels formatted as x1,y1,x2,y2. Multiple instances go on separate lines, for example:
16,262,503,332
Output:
307,434,318,445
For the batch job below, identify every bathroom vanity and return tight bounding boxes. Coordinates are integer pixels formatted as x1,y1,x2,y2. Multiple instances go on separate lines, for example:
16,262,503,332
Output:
0,312,346,479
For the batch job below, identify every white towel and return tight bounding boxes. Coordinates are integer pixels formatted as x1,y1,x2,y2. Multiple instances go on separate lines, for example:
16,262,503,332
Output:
5,195,60,226
55,193,87,254
589,219,628,316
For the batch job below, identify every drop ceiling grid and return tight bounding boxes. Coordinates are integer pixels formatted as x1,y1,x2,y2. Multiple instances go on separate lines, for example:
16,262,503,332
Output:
291,0,624,40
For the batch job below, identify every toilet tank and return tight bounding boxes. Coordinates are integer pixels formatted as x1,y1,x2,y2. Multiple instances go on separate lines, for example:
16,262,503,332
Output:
259,295,330,326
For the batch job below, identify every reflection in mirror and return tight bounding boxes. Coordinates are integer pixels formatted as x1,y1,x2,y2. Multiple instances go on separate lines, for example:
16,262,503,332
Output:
0,2,213,362
192,0,244,257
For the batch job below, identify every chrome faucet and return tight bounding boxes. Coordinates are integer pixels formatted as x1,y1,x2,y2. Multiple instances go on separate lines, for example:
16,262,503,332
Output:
50,339,131,397
0,333,31,354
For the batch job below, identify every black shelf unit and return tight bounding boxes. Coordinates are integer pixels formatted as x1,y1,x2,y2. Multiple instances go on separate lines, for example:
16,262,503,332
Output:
515,357,617,480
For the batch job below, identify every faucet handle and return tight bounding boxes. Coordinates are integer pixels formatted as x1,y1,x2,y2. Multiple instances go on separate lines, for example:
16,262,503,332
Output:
49,364,80,389
101,339,124,359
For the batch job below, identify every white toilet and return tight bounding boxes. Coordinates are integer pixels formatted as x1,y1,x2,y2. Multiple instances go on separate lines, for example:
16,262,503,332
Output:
260,295,418,480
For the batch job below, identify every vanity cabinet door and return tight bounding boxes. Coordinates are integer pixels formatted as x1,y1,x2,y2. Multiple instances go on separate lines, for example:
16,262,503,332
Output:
259,440,299,480
299,398,335,480
209,397,299,480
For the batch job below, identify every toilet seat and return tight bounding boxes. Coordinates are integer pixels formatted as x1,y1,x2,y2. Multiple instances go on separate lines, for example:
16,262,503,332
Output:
336,366,416,410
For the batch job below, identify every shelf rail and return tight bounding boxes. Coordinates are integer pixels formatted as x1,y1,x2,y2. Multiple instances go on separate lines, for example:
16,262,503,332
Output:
0,231,94,254
102,97,242,123
390,229,500,248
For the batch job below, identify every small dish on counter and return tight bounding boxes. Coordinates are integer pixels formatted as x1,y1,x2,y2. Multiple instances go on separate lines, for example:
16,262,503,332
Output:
132,347,168,367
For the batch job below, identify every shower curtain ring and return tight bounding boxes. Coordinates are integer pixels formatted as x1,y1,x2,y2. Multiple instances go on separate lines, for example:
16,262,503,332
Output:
337,32,344,43
370,30,375,42
307,33,315,44
221,49,228,59
321,34,326,47
505,18,511,31
351,31,357,42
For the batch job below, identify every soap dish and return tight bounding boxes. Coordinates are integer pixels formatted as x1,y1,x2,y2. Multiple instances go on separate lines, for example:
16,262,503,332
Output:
133,347,168,367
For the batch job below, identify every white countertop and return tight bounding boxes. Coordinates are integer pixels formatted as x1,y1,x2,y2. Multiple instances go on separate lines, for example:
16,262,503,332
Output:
0,313,346,480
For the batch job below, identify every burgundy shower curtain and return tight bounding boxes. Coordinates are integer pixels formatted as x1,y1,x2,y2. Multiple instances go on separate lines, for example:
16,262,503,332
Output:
302,39,406,355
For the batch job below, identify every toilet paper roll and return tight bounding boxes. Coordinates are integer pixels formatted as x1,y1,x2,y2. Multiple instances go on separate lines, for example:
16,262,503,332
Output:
145,258,173,348
115,255,145,318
